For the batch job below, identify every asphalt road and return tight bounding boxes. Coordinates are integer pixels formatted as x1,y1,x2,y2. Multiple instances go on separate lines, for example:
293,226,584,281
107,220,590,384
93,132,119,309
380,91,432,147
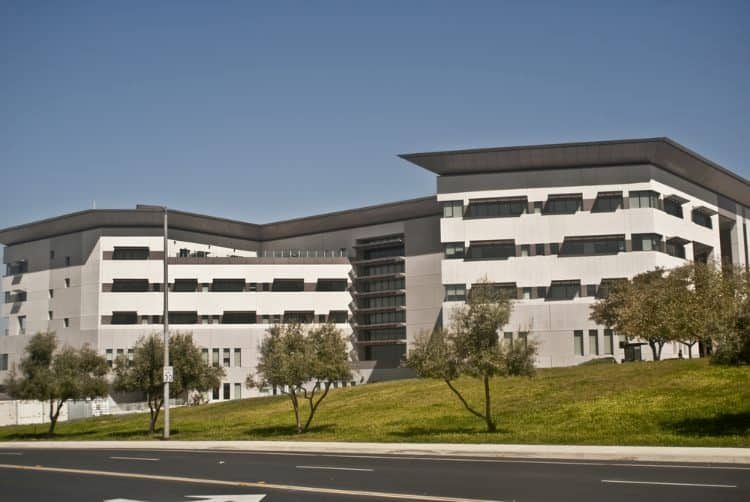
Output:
0,448,747,502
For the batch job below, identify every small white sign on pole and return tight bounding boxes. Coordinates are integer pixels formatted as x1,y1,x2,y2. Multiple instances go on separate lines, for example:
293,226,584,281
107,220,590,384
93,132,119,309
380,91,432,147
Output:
163,366,174,383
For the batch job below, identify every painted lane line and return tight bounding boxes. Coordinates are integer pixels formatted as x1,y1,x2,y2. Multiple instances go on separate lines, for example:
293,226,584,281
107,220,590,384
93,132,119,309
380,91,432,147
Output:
109,456,160,462
161,449,750,471
296,465,374,472
0,463,505,502
602,479,737,488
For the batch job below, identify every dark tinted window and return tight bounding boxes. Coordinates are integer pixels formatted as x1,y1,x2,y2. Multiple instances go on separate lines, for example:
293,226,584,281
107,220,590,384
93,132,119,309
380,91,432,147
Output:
168,311,198,324
467,242,516,260
272,279,304,292
632,233,662,252
111,279,150,292
663,199,684,218
560,237,625,256
111,311,138,325
316,279,347,291
467,199,526,218
547,282,580,301
592,195,622,213
173,279,198,292
544,197,581,214
112,247,150,260
222,311,256,324
692,210,713,229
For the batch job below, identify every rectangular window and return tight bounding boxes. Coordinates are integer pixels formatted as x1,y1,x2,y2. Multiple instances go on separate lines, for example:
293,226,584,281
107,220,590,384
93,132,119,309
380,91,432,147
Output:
467,241,516,260
629,190,659,209
547,281,580,301
49,289,54,299
549,243,560,255
6,260,28,275
363,295,405,309
603,329,614,355
666,241,686,259
664,199,684,218
363,262,404,276
48,311,53,321
328,311,348,323
234,348,241,367
597,279,625,299
592,193,622,213
0,354,8,371
585,285,597,297
503,332,513,346
112,247,150,260
50,250,55,260
271,279,304,292
111,311,138,325
234,383,241,400
212,386,220,400
212,349,220,367
111,279,150,292
18,316,26,335
632,233,662,252
522,287,532,300
221,311,257,324
692,210,713,229
536,286,547,299
442,201,463,218
106,349,113,368
535,243,545,256
168,311,198,324
64,278,71,288
64,318,70,328
223,382,231,400
363,277,405,293
223,348,231,367
316,279,348,291
283,311,315,323
445,284,466,301
589,329,599,355
65,256,71,266
211,279,246,292
574,330,584,356
544,195,582,215
201,348,209,365
467,198,527,218
560,236,626,256
520,245,530,257
444,242,465,259
173,279,198,292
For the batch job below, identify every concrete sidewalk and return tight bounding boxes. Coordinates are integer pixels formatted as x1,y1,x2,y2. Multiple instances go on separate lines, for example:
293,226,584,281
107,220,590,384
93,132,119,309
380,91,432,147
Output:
1,440,748,464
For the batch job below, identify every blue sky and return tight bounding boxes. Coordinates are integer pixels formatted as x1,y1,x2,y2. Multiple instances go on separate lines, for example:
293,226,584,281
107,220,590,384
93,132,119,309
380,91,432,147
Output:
1,0,748,230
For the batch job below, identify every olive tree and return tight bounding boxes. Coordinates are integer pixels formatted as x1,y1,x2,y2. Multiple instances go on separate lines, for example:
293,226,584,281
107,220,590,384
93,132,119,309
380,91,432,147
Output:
247,322,351,433
406,280,537,432
5,332,109,435
114,332,224,434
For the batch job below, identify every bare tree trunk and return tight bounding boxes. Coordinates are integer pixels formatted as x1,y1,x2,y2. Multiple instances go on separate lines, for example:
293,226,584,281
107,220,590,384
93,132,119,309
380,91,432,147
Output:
483,375,496,433
303,382,331,432
289,390,302,433
48,399,65,436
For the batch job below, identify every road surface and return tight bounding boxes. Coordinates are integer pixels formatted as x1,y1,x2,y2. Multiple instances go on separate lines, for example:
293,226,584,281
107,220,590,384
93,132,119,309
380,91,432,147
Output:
0,447,747,501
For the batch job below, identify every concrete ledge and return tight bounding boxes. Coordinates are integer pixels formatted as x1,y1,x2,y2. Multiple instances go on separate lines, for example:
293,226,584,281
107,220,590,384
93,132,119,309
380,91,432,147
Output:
1,441,748,464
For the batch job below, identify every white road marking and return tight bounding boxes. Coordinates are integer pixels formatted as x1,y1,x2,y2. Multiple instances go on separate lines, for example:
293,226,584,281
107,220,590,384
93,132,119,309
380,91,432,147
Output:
602,479,737,488
109,456,160,462
164,449,750,471
0,463,504,502
296,465,374,472
186,495,266,501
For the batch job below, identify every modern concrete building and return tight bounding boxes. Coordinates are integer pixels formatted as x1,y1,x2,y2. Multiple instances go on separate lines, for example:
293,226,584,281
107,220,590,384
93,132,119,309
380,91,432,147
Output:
1,138,749,402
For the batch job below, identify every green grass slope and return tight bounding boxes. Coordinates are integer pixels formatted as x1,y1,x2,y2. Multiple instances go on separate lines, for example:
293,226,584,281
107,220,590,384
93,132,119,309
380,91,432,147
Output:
1,359,748,446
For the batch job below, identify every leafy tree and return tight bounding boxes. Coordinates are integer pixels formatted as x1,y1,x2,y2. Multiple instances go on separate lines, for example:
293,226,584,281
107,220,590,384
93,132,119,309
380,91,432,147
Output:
710,265,750,364
591,271,671,360
406,280,537,432
5,332,108,435
247,322,351,433
114,332,224,434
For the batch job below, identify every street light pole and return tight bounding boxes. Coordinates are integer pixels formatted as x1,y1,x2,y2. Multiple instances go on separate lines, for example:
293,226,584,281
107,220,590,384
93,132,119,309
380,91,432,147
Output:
162,207,170,440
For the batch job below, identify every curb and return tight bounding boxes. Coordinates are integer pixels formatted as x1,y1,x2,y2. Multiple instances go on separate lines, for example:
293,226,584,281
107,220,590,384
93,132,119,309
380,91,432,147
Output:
1,441,748,464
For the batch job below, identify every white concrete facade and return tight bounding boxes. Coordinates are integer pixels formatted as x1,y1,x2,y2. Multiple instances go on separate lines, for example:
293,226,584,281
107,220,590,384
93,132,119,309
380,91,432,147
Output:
2,138,749,405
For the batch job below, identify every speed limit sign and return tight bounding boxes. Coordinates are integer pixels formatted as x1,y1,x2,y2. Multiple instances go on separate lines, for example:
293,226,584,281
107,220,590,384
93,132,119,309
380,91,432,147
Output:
163,366,174,383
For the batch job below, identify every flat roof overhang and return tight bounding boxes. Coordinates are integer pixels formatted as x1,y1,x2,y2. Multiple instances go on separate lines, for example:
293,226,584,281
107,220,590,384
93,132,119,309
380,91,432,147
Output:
400,137,750,207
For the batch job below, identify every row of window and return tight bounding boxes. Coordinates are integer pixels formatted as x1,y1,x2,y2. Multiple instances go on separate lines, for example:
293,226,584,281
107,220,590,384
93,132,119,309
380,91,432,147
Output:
105,310,350,325
442,190,715,229
444,234,688,260
361,310,406,325
361,262,405,276
201,347,242,368
361,277,405,293
573,329,616,356
358,327,407,342
444,280,624,302
105,278,348,293
361,294,405,309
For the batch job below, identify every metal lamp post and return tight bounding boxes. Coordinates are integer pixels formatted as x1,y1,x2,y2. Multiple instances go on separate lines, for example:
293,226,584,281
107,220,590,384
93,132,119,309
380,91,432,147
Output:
137,204,171,439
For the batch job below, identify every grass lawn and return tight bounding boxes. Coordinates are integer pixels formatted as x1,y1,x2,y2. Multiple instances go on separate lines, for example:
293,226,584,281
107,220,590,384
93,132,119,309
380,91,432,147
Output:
1,358,748,446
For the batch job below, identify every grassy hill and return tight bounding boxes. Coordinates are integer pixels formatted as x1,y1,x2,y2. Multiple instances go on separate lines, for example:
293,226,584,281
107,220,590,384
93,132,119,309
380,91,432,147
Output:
1,358,748,446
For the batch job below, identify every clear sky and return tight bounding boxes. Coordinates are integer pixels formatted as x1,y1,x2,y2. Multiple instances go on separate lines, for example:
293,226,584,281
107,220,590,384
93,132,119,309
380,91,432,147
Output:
1,0,749,229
